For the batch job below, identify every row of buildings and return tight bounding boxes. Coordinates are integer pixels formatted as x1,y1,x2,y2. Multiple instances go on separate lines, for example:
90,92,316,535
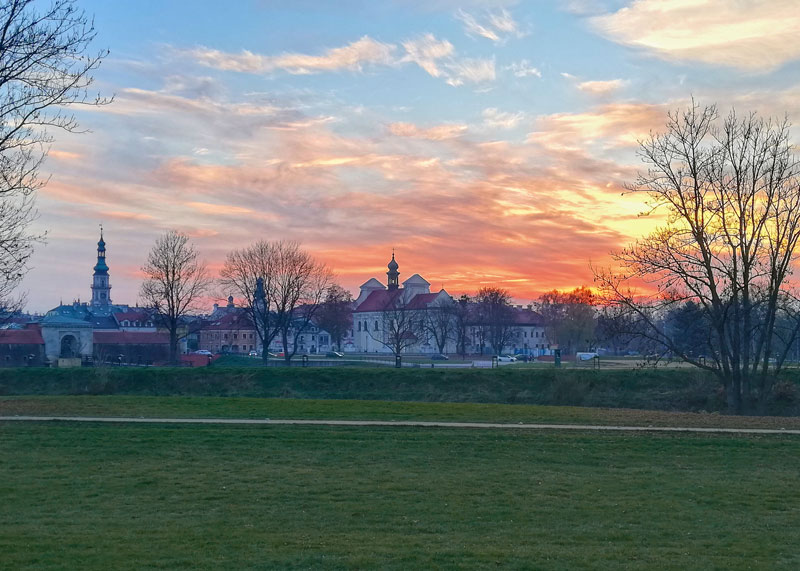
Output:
0,232,551,366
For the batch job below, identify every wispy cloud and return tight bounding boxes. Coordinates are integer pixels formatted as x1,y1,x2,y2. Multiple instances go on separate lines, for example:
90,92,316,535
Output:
401,34,454,78
506,60,541,78
184,33,494,88
389,122,467,140
592,0,800,71
577,79,628,95
188,36,397,74
456,8,524,43
445,57,496,86
482,108,525,129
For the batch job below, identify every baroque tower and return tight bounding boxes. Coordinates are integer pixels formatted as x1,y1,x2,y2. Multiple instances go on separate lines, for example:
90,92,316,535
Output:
90,227,112,313
387,252,399,291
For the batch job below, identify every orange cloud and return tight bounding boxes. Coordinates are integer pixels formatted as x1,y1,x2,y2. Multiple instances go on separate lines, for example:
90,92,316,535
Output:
592,0,800,71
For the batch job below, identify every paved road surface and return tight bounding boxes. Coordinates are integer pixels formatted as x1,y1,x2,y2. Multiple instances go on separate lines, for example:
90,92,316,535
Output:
2,416,800,435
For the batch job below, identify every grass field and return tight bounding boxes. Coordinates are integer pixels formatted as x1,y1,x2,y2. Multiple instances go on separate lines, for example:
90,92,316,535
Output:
5,395,800,430
2,415,799,569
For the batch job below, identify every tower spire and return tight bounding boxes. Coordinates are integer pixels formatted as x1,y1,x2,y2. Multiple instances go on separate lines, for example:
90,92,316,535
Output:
91,226,112,313
387,251,399,291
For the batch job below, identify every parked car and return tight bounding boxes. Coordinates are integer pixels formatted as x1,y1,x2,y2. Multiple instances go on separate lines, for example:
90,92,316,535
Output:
325,351,344,358
193,349,212,356
431,354,449,360
496,355,516,362
248,350,258,357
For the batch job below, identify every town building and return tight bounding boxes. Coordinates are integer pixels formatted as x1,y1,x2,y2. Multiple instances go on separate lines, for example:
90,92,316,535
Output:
352,254,454,354
38,230,169,365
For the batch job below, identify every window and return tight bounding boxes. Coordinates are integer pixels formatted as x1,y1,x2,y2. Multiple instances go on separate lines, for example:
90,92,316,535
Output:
374,320,378,331
358,322,361,331
233,333,237,339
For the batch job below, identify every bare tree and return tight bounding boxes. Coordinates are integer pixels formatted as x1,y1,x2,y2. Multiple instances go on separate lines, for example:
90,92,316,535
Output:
140,230,210,364
424,296,454,354
219,241,281,364
537,286,597,355
314,284,353,351
474,287,518,356
273,243,332,362
596,102,800,414
220,241,332,364
452,294,471,358
0,0,109,308
368,292,424,361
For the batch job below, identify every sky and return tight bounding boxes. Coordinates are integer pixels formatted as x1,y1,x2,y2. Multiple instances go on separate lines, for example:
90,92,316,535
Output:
21,0,800,312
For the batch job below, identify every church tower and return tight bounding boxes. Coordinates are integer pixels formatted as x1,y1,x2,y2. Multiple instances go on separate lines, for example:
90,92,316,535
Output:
90,227,112,313
387,252,399,291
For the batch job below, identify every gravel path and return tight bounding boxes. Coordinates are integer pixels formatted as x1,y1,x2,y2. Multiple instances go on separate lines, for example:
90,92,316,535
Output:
3,416,800,435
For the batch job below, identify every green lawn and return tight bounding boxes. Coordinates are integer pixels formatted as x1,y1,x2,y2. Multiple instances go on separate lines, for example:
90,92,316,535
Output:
2,419,798,569
5,395,800,430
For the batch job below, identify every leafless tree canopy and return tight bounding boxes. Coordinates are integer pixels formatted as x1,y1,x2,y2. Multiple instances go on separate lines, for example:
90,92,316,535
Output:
424,296,455,354
140,231,210,363
474,286,518,355
596,102,800,414
0,0,109,308
315,284,353,352
368,293,424,358
537,286,596,354
220,240,332,362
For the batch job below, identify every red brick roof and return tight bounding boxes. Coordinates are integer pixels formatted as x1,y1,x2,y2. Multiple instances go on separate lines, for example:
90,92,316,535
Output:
93,331,169,345
0,325,44,345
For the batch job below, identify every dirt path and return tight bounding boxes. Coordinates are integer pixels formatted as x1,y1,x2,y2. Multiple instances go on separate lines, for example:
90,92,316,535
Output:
3,416,800,435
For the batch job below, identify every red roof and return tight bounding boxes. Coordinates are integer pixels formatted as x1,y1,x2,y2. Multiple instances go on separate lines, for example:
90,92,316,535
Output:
354,289,406,312
93,331,169,345
0,325,44,345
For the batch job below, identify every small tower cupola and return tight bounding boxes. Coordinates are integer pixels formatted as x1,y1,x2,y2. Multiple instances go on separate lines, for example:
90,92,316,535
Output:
387,252,399,291
90,226,112,313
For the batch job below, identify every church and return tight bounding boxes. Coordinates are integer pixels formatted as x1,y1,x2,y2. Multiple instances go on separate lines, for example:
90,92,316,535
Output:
39,229,169,365
351,253,454,354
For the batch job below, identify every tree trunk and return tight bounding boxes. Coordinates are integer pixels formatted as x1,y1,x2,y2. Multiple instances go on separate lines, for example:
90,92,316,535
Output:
169,328,179,366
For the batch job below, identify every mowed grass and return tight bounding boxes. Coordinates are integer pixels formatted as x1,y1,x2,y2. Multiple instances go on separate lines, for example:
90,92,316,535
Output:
6,395,800,430
2,420,800,569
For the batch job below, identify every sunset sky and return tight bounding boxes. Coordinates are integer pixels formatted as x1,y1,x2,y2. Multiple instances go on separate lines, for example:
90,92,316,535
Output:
22,0,800,312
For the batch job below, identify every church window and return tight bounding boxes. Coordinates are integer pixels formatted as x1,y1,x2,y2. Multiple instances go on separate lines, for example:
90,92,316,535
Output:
374,321,378,331
358,322,361,331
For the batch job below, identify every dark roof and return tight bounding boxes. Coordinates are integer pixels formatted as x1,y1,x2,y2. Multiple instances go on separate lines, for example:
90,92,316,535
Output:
204,310,255,331
93,331,169,345
405,292,441,310
113,309,154,323
510,307,545,326
354,289,403,312
90,315,119,330
0,325,44,345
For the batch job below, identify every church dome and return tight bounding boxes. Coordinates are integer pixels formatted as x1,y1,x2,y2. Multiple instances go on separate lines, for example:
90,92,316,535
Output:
388,253,398,271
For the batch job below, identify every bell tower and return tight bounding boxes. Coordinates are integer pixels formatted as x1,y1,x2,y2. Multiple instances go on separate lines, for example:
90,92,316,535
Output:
90,226,112,313
387,251,399,291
